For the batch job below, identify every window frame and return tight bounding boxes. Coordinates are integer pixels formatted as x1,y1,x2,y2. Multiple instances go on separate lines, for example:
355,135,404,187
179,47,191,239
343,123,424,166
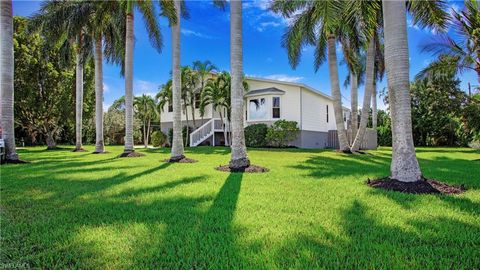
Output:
272,96,281,119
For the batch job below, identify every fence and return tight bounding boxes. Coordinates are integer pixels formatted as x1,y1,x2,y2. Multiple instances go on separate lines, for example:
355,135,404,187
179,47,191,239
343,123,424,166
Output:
327,128,377,150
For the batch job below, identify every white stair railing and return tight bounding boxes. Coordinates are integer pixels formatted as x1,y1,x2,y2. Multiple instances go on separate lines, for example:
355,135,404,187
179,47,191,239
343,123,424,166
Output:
190,119,214,147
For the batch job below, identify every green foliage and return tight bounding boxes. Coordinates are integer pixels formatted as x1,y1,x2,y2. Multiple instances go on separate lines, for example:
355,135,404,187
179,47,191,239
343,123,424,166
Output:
410,76,468,146
151,131,167,147
245,124,268,147
104,97,142,145
376,110,392,146
266,120,299,147
2,146,479,268
13,16,95,146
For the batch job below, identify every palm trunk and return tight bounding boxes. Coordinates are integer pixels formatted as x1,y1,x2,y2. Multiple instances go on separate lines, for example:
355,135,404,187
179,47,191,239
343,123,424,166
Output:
184,105,189,147
350,72,358,141
143,121,147,148
352,38,375,152
94,38,105,153
146,118,151,146
171,0,184,160
383,0,422,182
191,102,197,129
327,35,350,152
123,8,135,153
74,36,84,151
229,0,249,169
0,0,18,161
219,111,228,146
372,81,377,129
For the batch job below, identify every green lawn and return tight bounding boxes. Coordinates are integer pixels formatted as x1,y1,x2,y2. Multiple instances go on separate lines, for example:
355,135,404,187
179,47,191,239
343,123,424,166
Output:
1,146,479,269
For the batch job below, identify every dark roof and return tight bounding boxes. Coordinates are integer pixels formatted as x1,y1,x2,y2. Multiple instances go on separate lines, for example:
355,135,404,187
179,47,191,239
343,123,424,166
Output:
245,87,286,97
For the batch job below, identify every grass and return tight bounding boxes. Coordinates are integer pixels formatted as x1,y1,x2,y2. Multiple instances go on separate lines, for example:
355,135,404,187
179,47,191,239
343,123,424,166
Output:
1,145,479,269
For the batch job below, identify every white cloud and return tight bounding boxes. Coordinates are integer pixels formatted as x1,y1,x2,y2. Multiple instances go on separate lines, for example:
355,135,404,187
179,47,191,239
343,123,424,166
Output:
134,80,158,96
248,74,304,83
103,83,109,93
256,21,281,32
103,102,111,112
181,29,214,39
407,18,420,30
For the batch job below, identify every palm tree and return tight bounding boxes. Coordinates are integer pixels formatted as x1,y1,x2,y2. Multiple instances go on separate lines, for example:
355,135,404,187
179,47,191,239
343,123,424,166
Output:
192,60,217,125
201,72,231,145
0,0,20,162
228,0,250,169
156,80,172,132
382,0,449,181
170,0,185,161
31,1,93,152
134,94,156,148
122,0,163,156
272,1,353,152
340,35,364,140
420,0,479,82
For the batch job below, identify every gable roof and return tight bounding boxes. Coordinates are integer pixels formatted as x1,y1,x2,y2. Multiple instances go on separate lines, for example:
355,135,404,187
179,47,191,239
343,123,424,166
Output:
245,76,350,111
245,87,285,97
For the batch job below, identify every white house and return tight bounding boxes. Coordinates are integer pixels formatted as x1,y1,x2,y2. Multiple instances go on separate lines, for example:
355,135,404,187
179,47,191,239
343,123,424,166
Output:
157,76,375,149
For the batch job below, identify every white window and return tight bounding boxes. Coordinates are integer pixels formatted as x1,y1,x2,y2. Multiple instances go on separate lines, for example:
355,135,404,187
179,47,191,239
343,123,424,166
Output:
272,97,280,118
248,98,267,120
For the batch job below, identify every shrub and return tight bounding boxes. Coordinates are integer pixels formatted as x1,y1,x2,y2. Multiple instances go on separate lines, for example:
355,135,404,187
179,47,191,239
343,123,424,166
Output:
245,124,268,147
266,120,299,147
151,131,167,147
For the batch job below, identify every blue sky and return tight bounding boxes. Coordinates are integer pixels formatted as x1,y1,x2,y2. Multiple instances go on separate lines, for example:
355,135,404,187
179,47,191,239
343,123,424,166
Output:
13,0,476,111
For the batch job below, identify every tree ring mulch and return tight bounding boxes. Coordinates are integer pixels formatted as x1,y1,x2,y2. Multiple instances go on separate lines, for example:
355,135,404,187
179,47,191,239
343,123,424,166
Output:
118,151,145,158
72,148,88,152
216,164,269,173
2,159,30,165
164,157,198,163
367,177,466,195
92,151,110,154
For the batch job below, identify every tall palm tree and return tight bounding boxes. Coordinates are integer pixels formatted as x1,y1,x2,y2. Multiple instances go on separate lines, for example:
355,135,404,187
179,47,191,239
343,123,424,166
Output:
229,0,250,169
122,0,163,156
170,0,185,161
134,94,156,148
272,1,353,152
420,0,479,82
192,60,217,124
31,1,94,152
0,0,20,162
382,0,448,181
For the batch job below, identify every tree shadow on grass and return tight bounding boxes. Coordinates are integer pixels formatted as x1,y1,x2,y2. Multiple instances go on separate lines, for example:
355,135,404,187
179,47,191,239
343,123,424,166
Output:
288,153,391,180
274,200,480,268
3,170,261,269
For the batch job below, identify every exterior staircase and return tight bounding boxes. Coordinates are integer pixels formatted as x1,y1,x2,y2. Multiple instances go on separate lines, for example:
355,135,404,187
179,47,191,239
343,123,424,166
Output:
189,118,230,147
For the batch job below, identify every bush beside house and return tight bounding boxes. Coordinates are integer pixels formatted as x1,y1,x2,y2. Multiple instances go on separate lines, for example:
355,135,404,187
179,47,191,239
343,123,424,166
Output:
245,124,268,147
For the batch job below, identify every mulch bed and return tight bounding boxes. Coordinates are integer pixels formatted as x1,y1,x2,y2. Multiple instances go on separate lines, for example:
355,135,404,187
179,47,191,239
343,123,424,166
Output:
367,177,466,195
92,151,110,154
164,157,198,163
72,148,88,152
2,159,30,164
216,164,269,173
118,151,145,158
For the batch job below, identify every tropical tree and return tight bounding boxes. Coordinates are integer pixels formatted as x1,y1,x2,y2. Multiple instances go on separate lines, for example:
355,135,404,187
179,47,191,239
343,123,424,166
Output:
32,1,94,152
192,60,217,123
382,0,448,181
0,0,20,162
122,0,163,156
228,0,250,169
155,80,173,130
271,0,353,152
134,94,156,148
421,0,479,82
170,0,185,161
180,66,200,145
201,72,231,145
